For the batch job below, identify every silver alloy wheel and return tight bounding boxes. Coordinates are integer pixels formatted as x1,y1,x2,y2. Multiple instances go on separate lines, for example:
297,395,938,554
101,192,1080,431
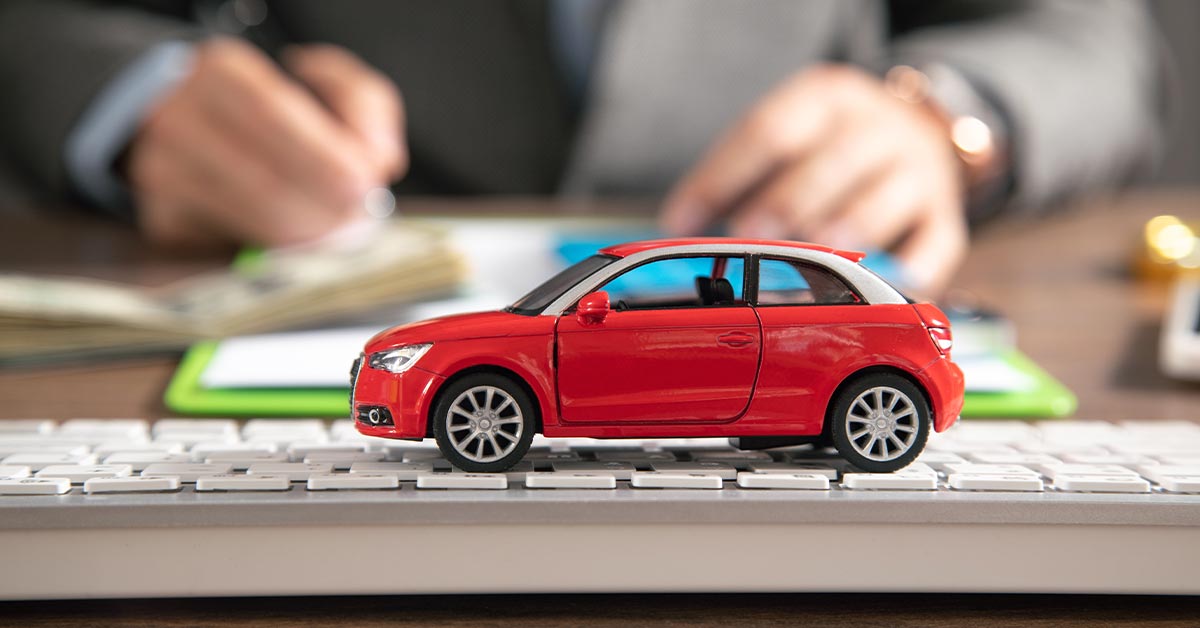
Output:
445,385,525,463
844,385,919,462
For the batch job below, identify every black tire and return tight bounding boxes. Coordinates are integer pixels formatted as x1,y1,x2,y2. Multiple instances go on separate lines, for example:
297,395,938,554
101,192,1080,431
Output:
829,372,930,473
432,373,536,473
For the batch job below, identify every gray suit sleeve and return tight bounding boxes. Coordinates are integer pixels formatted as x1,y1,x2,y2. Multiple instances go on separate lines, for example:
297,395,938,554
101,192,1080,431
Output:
889,0,1163,211
0,1,201,204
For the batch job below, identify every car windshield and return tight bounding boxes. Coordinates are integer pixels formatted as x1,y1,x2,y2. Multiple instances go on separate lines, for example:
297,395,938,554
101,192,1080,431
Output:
506,254,618,315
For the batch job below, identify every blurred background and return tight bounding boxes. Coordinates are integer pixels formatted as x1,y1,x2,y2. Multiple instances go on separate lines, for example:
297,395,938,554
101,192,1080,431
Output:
0,0,1197,419
1152,0,1200,187
1149,0,1200,187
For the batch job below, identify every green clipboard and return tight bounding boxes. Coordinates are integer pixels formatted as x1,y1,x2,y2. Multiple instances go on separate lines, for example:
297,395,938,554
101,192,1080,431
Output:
164,340,1077,419
165,339,352,417
960,349,1077,418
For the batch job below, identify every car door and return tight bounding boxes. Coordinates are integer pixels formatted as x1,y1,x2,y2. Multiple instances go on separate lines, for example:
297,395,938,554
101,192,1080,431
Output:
555,255,761,423
748,256,868,434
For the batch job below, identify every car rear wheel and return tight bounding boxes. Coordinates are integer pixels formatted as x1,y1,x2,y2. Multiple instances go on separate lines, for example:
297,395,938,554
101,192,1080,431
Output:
830,373,930,473
433,373,536,473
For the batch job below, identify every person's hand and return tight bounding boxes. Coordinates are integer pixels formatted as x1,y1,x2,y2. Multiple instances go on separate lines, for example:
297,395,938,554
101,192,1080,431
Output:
127,38,406,248
660,64,968,294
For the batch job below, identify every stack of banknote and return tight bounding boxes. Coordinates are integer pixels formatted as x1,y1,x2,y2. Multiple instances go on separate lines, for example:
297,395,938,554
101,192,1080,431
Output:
0,221,464,362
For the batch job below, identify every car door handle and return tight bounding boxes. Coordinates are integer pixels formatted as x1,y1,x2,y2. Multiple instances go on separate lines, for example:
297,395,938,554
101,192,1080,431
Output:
717,331,756,347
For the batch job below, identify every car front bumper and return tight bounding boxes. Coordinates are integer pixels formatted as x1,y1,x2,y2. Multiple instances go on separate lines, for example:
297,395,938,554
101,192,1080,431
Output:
351,360,445,440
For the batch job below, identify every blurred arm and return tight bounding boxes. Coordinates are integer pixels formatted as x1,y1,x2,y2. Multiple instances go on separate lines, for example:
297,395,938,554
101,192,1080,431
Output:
0,0,201,210
889,0,1163,216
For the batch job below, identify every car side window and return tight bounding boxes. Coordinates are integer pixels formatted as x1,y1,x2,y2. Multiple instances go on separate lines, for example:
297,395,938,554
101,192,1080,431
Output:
599,256,745,311
756,258,860,306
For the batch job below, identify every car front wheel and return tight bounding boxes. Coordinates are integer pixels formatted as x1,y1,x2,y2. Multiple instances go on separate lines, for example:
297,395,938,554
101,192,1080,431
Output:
830,373,930,473
433,373,536,473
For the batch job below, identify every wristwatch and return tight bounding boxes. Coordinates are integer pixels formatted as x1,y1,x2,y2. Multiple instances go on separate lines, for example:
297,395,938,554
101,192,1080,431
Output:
885,63,1010,207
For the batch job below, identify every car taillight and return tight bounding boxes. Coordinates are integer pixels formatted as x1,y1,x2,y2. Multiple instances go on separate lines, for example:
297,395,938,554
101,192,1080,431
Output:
928,327,953,354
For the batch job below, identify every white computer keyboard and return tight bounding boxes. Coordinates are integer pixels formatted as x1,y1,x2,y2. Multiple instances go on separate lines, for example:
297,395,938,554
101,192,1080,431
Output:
1,417,1198,599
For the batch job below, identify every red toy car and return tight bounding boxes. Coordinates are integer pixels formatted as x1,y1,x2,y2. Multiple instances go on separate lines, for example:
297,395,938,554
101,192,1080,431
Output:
352,238,964,473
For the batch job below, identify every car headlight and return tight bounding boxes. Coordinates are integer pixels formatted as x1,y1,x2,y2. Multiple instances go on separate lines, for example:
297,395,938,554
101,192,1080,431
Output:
367,343,432,374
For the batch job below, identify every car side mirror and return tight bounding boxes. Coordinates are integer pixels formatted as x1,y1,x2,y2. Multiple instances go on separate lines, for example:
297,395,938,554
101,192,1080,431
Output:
576,291,611,325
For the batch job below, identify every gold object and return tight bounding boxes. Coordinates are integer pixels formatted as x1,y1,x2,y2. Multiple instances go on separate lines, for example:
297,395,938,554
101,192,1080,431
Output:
1138,215,1200,279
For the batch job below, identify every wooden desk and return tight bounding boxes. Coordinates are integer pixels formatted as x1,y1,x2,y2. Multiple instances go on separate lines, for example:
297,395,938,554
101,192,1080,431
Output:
1,194,1199,626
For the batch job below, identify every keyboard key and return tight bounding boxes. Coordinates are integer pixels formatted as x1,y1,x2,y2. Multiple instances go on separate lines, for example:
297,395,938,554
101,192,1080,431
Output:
3,452,97,471
1132,463,1200,494
1137,464,1200,483
1054,475,1151,493
1040,464,1140,480
327,420,362,439
943,463,1039,477
648,461,737,480
349,461,434,480
306,473,399,491
84,476,180,494
630,472,724,489
103,452,190,471
243,419,326,440
190,442,276,462
0,477,71,495
378,441,440,461
523,472,617,489
160,432,239,448
141,463,233,482
0,420,54,435
59,419,149,441
522,450,583,463
551,461,637,480
286,442,368,461
93,441,185,457
1116,420,1200,437
745,462,840,479
453,460,535,482
302,451,386,469
690,450,774,465
565,438,665,452
1107,441,1200,457
841,472,938,490
592,450,678,463
203,452,290,470
1062,451,1158,467
1015,441,1105,455
1153,475,1200,493
0,465,31,479
897,462,938,477
655,438,738,452
968,452,1063,467
948,474,1044,492
196,474,291,492
0,439,91,458
399,449,448,463
926,440,1016,455
944,420,1037,445
246,463,332,482
1036,420,1119,444
914,450,967,472
1154,454,1200,465
35,464,133,483
153,418,238,439
416,473,507,490
736,472,830,490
